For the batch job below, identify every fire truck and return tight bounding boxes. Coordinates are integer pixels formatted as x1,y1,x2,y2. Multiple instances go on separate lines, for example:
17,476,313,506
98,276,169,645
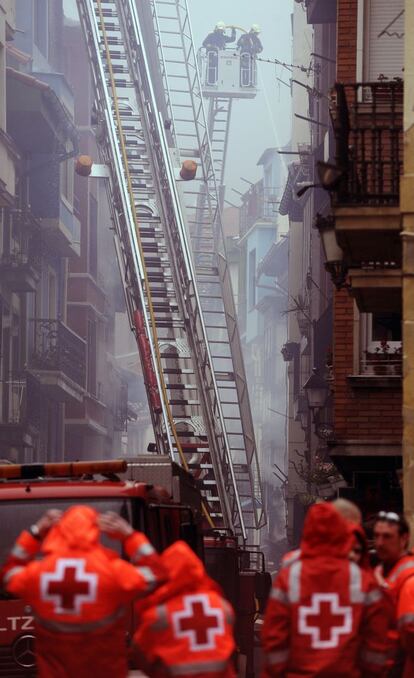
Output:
0,458,270,676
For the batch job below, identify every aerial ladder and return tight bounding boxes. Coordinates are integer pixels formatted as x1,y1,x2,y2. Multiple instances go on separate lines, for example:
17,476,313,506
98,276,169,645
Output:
75,0,265,540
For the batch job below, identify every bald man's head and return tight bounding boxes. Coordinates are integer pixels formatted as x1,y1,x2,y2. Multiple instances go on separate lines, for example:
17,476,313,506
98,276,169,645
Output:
332,498,362,524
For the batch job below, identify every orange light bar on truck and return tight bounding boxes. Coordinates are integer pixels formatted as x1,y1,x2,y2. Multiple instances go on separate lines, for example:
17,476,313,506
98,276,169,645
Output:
0,460,127,480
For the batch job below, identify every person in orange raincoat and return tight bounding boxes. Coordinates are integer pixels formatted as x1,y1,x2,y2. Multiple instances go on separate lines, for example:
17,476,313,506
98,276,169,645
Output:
261,502,391,678
397,575,414,677
132,540,236,678
373,512,414,677
1,506,166,678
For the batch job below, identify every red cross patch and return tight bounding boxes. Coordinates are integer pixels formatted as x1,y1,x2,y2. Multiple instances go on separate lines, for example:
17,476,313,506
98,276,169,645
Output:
298,593,353,649
41,559,98,615
172,594,225,651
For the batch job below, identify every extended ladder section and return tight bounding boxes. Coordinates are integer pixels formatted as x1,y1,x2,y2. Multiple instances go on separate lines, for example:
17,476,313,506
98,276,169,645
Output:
76,0,246,537
150,0,266,533
206,97,233,190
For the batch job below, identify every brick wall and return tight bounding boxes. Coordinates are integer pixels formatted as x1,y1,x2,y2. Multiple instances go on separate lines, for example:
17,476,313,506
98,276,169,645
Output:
336,0,358,81
334,290,402,441
333,1,402,445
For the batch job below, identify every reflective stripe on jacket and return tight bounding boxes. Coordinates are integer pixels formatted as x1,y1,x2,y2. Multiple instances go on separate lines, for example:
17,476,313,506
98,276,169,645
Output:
133,541,236,678
262,503,391,678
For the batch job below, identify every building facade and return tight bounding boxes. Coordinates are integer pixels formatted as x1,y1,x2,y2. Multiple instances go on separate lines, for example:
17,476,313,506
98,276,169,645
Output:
237,148,288,562
281,1,339,546
0,0,134,463
63,16,130,460
0,0,84,462
281,0,407,542
322,0,404,516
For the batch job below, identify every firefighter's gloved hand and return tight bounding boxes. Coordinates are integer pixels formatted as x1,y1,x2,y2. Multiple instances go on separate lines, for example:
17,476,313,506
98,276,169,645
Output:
98,511,134,541
35,509,63,538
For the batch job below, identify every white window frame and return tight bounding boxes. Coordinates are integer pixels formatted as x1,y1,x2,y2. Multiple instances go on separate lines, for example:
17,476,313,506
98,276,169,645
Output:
358,310,401,375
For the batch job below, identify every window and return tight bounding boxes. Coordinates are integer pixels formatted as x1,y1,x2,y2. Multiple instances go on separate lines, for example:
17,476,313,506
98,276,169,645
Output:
359,312,402,375
33,0,48,57
372,313,401,342
60,145,74,205
248,248,256,309
362,0,404,80
89,195,98,280
48,272,57,320
87,319,97,396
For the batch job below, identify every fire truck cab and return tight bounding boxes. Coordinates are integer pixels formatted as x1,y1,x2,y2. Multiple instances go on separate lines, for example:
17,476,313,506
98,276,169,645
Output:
0,458,270,676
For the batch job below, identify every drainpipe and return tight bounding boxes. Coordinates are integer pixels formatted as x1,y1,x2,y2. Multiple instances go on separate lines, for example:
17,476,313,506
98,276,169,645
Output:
402,0,414,533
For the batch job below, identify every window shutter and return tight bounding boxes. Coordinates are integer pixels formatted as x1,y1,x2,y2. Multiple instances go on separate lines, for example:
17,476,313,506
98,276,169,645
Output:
365,0,404,81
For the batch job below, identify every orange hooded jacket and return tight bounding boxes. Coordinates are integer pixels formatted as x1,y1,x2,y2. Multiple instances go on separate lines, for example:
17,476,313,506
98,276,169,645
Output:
132,540,236,678
262,502,391,678
2,505,166,678
382,552,414,678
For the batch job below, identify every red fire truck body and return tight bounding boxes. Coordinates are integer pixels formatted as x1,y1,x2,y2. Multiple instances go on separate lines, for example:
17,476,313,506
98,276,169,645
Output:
0,460,269,676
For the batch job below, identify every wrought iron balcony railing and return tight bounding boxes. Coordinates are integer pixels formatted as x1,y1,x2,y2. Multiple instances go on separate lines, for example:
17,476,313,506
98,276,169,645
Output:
113,382,128,432
30,319,86,389
240,183,280,235
330,80,403,206
0,208,42,270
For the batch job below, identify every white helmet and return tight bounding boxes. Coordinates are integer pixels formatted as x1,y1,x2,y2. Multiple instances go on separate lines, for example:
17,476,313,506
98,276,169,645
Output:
251,24,261,33
215,21,226,31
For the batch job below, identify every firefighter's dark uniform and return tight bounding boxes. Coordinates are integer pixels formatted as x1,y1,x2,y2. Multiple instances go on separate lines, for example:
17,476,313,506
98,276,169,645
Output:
237,32,263,55
203,28,236,51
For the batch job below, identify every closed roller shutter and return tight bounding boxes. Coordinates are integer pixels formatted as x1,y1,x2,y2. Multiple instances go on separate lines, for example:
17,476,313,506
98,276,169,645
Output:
364,0,404,80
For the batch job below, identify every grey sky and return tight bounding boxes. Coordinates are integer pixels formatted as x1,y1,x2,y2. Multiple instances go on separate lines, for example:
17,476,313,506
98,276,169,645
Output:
64,0,293,199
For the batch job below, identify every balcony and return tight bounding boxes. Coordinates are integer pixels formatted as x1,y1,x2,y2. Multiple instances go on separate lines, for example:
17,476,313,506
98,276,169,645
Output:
6,69,76,155
0,209,41,292
347,341,402,389
328,81,403,311
240,181,279,236
65,396,108,437
0,372,42,454
113,382,128,432
40,198,81,258
29,319,86,402
347,266,402,313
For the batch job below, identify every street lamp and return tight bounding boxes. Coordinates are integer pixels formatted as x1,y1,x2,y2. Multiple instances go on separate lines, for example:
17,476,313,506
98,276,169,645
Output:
303,368,329,412
294,395,309,431
314,213,348,289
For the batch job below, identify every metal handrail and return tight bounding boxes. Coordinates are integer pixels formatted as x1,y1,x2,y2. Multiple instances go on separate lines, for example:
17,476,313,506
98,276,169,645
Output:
330,80,403,205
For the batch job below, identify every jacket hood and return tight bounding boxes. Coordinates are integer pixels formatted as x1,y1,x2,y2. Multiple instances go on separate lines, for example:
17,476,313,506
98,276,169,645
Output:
42,505,100,553
301,502,354,559
136,541,220,612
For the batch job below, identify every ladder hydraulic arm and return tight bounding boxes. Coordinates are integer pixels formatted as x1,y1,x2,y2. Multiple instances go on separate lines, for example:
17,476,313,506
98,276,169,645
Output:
75,0,266,540
75,0,249,538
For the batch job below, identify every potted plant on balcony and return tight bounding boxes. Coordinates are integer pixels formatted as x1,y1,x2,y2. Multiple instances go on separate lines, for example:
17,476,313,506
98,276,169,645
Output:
364,340,402,376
